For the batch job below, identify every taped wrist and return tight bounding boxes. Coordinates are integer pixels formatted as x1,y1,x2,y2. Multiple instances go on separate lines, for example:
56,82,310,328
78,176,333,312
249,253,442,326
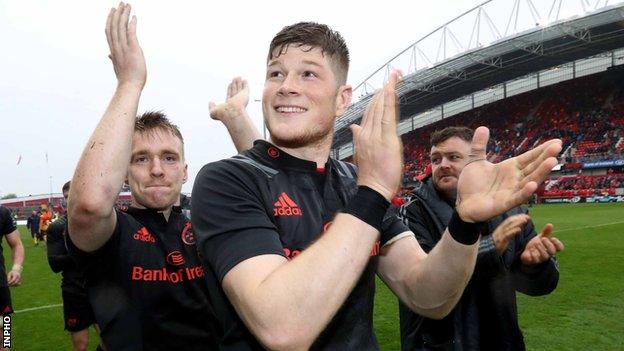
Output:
10,264,23,274
448,211,483,245
343,186,390,231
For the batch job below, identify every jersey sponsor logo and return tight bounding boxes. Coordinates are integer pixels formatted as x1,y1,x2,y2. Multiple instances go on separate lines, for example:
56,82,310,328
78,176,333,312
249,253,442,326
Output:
282,242,379,259
273,192,303,217
370,241,380,257
133,227,156,243
283,247,302,260
181,221,196,245
166,251,185,266
131,265,204,283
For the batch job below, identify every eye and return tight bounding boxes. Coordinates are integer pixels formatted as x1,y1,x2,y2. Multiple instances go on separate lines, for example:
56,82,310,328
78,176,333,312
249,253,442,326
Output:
303,71,317,78
268,70,284,79
163,154,178,163
134,155,148,164
431,157,440,165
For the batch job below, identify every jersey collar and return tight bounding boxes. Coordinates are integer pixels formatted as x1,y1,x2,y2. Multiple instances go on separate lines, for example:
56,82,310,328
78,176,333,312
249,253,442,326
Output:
249,140,332,172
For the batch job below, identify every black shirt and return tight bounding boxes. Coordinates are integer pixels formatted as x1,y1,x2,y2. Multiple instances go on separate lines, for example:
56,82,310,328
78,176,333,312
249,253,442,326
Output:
399,179,559,351
0,206,16,288
69,206,217,351
47,216,86,293
192,140,407,350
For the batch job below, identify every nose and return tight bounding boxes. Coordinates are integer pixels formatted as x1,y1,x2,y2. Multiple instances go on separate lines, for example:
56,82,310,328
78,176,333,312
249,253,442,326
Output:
277,73,300,96
150,158,165,177
439,157,452,169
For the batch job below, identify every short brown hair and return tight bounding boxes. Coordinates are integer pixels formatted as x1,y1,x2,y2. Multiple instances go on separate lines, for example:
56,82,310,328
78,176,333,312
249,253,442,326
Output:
134,111,184,145
430,126,473,147
62,181,71,193
268,22,350,84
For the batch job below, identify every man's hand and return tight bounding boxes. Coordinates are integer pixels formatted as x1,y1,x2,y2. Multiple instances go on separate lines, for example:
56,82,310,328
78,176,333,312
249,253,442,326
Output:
106,3,146,89
492,214,529,255
350,70,402,201
456,127,562,222
209,77,249,122
7,270,21,287
521,223,564,265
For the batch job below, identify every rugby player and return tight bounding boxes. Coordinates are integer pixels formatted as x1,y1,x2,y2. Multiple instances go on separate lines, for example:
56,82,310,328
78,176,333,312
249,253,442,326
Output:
68,4,216,350
192,22,562,350
0,205,24,351
47,181,104,351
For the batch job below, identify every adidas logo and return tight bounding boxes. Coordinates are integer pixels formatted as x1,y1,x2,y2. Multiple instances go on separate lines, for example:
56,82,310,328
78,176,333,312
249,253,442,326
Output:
133,227,156,243
273,192,303,217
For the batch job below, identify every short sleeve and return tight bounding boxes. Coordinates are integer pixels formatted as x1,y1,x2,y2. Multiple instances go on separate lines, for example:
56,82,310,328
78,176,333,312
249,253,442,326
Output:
0,207,17,236
191,161,285,282
380,205,411,247
67,211,124,281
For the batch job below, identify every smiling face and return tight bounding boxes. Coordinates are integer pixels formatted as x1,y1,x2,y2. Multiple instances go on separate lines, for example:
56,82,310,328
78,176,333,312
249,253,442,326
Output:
127,128,187,211
430,136,471,201
262,45,351,149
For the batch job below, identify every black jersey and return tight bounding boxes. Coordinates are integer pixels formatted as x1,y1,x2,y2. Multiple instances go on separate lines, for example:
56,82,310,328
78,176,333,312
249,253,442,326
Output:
192,140,407,350
68,206,217,351
47,216,86,293
0,206,16,288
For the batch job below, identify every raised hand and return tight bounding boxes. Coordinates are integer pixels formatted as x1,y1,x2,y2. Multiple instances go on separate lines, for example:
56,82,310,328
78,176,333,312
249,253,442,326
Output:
521,223,564,265
491,214,529,255
209,77,250,122
456,127,562,222
350,70,402,201
106,2,146,89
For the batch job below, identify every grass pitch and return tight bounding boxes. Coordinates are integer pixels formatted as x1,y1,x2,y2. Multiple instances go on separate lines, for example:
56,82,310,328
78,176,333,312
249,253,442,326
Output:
7,203,624,350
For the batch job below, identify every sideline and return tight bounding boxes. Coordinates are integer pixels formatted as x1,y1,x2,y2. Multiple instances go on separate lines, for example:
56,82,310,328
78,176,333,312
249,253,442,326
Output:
554,220,624,233
14,303,62,314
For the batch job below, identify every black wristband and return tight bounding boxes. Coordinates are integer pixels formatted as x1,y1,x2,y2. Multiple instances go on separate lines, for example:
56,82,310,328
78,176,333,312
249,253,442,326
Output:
343,186,390,231
448,211,483,245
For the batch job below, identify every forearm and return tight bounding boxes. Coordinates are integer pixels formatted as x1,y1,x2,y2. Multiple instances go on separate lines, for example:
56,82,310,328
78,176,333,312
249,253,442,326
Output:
69,84,141,249
221,109,262,152
393,232,477,319
10,243,24,268
225,213,378,350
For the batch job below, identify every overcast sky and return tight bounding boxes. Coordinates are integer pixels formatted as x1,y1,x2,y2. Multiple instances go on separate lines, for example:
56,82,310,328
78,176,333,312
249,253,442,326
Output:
0,0,602,196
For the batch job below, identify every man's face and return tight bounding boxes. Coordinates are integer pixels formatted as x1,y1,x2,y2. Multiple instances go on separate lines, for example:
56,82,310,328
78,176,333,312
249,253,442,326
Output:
127,129,187,211
262,45,351,148
430,137,471,199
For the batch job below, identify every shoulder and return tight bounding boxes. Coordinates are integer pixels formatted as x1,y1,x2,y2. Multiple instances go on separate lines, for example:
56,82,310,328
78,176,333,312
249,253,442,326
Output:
331,159,358,178
48,218,67,235
0,206,11,219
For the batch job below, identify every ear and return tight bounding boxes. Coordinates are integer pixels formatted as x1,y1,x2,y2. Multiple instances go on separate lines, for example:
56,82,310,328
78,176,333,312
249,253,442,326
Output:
183,164,188,184
335,84,353,117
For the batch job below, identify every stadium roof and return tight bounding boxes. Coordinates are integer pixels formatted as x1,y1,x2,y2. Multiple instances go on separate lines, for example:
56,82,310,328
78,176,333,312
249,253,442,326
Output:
332,0,624,150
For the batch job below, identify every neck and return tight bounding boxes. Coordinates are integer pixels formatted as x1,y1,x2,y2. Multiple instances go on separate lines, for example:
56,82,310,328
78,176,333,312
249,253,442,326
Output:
270,133,334,167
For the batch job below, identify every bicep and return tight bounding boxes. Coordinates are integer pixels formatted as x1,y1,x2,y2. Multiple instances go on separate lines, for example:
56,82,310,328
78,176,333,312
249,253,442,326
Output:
68,210,117,252
222,254,288,316
5,230,23,248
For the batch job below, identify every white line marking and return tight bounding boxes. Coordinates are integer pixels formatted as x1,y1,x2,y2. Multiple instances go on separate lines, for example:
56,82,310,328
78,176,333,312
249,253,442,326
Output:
555,221,624,233
14,303,62,314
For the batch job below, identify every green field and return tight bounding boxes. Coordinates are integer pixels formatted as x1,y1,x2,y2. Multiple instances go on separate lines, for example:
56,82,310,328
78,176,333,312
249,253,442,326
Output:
7,203,624,350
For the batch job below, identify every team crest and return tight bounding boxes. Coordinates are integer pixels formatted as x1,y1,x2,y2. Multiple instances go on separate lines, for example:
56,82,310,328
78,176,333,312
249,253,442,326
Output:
181,221,196,245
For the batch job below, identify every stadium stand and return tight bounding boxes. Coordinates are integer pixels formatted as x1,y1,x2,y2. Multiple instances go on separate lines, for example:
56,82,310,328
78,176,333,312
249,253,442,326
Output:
397,69,624,200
